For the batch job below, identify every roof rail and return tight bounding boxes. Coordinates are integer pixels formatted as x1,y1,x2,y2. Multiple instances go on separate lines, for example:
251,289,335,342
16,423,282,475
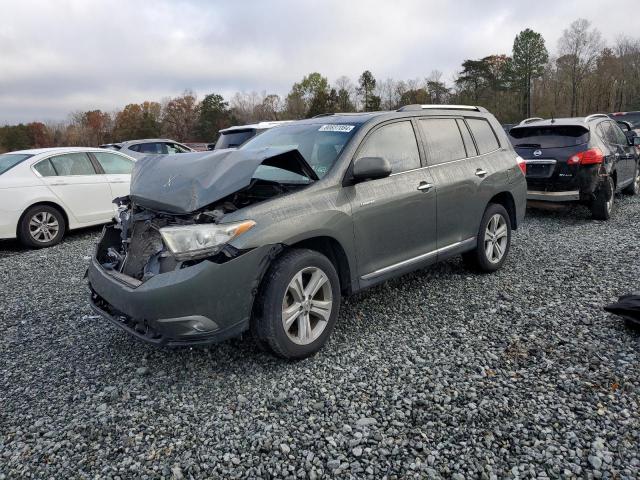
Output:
311,113,335,118
518,117,544,125
584,113,609,122
397,104,483,112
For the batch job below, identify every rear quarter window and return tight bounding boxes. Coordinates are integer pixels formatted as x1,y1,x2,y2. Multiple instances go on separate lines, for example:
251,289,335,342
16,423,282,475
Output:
467,118,500,154
33,159,57,177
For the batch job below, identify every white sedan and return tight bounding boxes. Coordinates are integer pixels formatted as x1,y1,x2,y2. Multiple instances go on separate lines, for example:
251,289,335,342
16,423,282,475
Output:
0,147,135,248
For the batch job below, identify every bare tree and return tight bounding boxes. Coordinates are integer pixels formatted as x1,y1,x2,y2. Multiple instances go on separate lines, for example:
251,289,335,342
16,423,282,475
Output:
558,18,604,115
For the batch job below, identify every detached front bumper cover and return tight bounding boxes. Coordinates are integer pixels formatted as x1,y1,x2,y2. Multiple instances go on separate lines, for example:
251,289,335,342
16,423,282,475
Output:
88,244,280,346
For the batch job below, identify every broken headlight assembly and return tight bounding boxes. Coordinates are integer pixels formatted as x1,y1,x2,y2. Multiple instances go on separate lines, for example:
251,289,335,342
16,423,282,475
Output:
159,220,256,261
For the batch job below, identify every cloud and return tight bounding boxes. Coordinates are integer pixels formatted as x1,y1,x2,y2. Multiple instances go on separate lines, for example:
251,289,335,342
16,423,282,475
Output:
0,0,637,123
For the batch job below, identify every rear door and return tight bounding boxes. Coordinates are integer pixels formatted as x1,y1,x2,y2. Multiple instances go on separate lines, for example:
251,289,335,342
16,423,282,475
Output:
91,151,135,199
33,152,114,224
510,124,590,192
607,121,636,185
417,117,480,248
596,122,630,185
348,120,438,280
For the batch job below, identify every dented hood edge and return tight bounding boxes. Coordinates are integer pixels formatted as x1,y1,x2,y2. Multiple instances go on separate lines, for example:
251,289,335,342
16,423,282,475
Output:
129,146,318,215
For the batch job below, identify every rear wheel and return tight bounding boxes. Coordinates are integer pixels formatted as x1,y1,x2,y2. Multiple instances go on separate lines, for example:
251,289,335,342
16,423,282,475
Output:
623,163,640,195
18,205,66,248
591,176,615,220
252,249,341,359
462,203,511,272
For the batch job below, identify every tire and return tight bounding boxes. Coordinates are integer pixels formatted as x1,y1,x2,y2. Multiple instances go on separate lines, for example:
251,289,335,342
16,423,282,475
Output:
623,163,640,195
18,204,66,248
462,203,512,273
252,248,341,359
591,176,615,220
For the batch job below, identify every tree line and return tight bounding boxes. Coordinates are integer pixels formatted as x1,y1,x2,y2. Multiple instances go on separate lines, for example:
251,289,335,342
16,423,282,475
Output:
2,18,639,153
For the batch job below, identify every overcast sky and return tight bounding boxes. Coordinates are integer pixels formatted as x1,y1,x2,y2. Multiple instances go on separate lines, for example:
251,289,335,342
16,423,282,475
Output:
1,0,638,124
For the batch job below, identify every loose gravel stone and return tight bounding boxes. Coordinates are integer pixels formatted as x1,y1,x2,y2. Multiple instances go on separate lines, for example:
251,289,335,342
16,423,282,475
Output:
1,198,640,478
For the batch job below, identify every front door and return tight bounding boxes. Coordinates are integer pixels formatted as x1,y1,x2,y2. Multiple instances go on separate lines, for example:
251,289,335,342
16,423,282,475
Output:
347,120,438,280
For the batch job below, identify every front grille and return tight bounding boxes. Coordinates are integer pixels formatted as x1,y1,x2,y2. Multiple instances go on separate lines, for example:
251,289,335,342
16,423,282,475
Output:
122,221,165,279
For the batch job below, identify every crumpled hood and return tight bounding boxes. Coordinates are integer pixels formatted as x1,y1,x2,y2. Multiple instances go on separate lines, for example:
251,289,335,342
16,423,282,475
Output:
129,147,318,214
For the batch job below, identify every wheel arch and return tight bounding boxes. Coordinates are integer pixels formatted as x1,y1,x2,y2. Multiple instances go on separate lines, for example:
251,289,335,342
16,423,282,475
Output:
488,191,517,229
17,201,70,237
284,235,353,295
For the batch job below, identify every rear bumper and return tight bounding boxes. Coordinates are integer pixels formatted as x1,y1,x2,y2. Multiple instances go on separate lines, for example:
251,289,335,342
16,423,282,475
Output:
527,190,580,202
87,244,278,346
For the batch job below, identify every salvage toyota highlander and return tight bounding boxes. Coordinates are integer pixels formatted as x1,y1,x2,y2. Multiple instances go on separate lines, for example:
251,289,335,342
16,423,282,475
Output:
88,105,527,359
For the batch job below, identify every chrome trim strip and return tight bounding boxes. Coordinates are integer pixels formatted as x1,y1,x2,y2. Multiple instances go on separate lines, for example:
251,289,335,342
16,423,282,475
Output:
524,159,557,165
527,190,580,202
361,237,475,280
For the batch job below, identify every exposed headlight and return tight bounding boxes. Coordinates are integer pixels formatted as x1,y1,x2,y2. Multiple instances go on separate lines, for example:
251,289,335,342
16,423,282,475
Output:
160,220,255,261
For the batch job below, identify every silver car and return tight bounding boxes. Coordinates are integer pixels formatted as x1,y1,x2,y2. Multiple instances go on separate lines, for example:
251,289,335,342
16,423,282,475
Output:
88,105,527,359
101,139,194,159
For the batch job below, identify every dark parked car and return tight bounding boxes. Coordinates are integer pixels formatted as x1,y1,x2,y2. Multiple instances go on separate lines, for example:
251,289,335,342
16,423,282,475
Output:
88,105,527,359
208,121,292,150
609,111,640,135
510,114,640,220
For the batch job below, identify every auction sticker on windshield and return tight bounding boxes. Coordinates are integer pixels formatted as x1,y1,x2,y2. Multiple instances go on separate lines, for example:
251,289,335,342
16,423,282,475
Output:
319,125,355,132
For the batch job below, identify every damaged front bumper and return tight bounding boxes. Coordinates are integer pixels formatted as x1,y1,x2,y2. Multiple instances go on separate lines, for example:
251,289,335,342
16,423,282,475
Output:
88,241,278,346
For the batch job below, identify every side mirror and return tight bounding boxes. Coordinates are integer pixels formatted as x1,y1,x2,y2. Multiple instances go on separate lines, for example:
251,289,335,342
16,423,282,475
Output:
633,137,640,146
352,156,392,183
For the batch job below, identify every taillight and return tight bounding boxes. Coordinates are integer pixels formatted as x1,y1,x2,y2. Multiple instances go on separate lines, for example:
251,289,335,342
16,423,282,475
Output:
516,156,526,175
568,148,604,166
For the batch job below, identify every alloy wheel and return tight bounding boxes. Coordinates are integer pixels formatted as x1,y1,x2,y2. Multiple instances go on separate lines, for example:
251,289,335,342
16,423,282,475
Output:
29,211,59,243
484,213,508,264
282,266,333,345
605,177,614,214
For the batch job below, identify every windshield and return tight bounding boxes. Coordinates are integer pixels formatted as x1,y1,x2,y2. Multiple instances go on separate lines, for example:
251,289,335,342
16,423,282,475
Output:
241,123,359,178
0,153,33,175
215,129,257,149
610,113,640,129
510,126,590,148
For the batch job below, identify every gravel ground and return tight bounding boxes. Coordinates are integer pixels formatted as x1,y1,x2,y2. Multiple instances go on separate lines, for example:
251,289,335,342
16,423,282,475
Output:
1,196,639,480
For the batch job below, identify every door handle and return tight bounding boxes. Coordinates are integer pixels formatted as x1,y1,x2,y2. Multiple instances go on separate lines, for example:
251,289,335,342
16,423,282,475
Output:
417,182,433,192
52,181,68,186
475,169,488,177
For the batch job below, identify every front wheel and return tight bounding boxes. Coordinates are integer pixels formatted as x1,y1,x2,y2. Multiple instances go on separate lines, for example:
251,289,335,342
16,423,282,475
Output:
462,203,512,272
591,176,615,220
252,249,341,359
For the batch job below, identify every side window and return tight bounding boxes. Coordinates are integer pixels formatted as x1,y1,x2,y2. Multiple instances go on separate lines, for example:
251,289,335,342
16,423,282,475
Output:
596,123,610,144
128,144,140,152
608,122,628,145
93,152,134,174
136,142,165,154
166,143,189,154
599,122,618,145
457,119,477,156
34,159,57,177
418,118,467,165
49,153,96,176
357,121,420,173
467,118,500,154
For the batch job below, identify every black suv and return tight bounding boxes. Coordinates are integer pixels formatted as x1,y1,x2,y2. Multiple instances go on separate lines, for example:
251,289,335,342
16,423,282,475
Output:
609,111,640,135
509,114,640,219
